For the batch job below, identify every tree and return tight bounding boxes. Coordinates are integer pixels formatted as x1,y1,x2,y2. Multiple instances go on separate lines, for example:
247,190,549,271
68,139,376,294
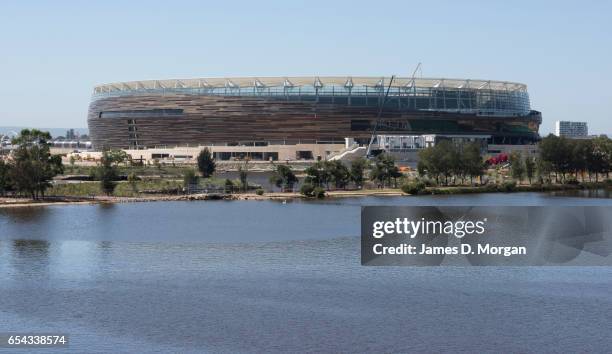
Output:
69,155,76,172
592,136,612,181
449,145,464,185
239,167,248,192
370,153,401,188
509,152,525,183
570,139,591,181
535,157,553,184
418,141,483,186
269,165,298,191
9,129,63,199
538,135,612,183
524,155,535,184
604,139,612,180
417,140,455,185
437,141,458,185
539,134,572,182
0,159,11,196
197,148,216,177
236,159,250,192
350,157,369,189
462,143,485,185
106,149,129,166
326,160,350,189
127,172,139,193
304,161,330,188
417,159,429,179
98,150,118,195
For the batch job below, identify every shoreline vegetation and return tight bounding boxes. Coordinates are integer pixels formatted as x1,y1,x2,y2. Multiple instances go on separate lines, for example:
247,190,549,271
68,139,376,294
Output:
1,130,612,208
1,181,610,209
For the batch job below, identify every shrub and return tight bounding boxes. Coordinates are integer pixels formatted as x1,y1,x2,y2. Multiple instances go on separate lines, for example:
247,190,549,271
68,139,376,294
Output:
564,178,579,185
255,188,264,196
299,183,315,197
224,179,234,193
430,188,451,195
420,178,437,187
89,169,98,181
313,187,326,199
498,181,516,192
300,184,325,198
183,169,199,188
98,151,118,196
401,181,426,195
482,184,498,193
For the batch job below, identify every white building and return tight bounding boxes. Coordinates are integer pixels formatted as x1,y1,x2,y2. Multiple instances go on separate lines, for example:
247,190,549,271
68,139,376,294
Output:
555,121,588,138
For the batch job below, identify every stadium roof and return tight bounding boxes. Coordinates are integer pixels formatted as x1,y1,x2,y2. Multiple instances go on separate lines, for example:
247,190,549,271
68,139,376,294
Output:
93,76,528,94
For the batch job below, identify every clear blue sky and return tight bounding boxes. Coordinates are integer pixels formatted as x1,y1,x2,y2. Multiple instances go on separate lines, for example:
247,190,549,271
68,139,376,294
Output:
1,0,610,135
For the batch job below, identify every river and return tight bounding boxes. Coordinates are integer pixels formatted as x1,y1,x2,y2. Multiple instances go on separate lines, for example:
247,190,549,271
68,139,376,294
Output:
1,191,611,353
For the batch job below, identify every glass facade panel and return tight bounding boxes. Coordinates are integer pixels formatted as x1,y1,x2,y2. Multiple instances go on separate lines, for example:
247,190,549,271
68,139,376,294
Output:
93,79,531,117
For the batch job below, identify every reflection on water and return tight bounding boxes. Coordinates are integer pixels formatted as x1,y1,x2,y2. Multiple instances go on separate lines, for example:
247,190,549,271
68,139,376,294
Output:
12,239,50,256
1,191,612,353
549,188,612,199
8,239,50,279
1,206,49,222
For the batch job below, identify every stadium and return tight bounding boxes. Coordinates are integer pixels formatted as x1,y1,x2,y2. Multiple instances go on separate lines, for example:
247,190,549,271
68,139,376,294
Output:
87,76,541,161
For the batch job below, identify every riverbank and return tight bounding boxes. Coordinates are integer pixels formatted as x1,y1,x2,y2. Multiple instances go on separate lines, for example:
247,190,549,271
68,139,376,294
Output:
0,197,99,208
0,189,406,208
1,181,610,208
426,181,612,195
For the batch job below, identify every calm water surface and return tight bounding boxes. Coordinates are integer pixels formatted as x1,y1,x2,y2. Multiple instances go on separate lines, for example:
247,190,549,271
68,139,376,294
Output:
1,192,612,353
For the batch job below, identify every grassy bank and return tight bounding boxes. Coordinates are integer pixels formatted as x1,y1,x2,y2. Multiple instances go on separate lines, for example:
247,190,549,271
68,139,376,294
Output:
424,181,611,195
48,177,612,199
2,180,609,209
61,160,315,178
49,177,230,197
62,165,193,179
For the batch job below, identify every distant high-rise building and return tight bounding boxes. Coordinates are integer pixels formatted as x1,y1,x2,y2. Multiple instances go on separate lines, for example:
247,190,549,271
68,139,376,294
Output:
555,121,588,138
66,128,76,140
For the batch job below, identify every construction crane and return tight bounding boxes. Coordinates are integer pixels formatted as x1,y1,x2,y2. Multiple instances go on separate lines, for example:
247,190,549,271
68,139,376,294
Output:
365,75,395,158
365,63,422,158
410,62,422,84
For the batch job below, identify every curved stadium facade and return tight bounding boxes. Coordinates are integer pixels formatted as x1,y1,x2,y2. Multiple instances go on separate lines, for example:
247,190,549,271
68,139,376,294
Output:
88,76,541,149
